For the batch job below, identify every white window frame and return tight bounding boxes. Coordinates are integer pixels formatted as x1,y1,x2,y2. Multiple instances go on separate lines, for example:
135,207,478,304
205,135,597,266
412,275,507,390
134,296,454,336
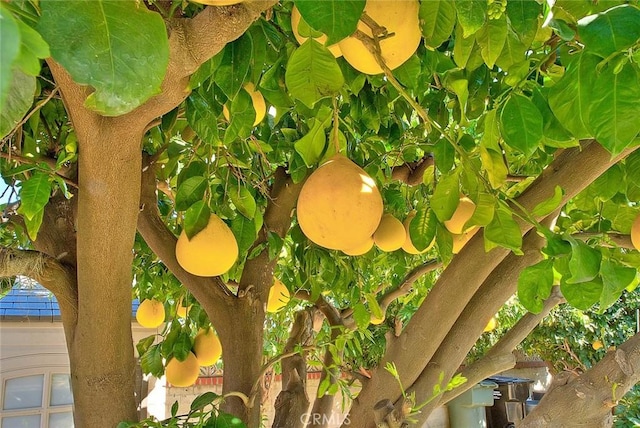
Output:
1,368,74,428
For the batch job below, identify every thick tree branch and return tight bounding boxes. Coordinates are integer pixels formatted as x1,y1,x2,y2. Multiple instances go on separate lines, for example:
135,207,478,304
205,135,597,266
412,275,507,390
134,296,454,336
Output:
295,290,344,328
0,247,77,312
439,288,565,406
345,142,639,427
390,155,434,186
518,332,640,427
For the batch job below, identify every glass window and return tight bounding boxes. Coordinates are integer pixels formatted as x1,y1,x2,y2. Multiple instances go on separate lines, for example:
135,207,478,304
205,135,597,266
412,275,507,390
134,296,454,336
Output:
1,414,41,428
3,375,44,410
50,374,73,407
48,412,74,428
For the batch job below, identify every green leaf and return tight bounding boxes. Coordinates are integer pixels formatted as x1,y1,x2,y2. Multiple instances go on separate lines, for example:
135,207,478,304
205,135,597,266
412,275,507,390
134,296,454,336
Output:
548,52,599,140
190,392,219,412
420,0,456,49
18,172,51,220
506,0,541,46
185,87,221,146
0,5,20,110
484,205,522,253
453,24,476,68
456,0,487,38
566,237,602,283
626,151,640,188
141,344,163,378
532,185,564,217
215,34,252,100
599,258,636,310
434,138,455,173
285,39,344,108
135,335,156,358
209,413,247,427
587,62,640,156
365,294,383,320
294,119,328,167
0,69,35,139
172,329,193,362
409,209,437,251
294,0,364,45
560,277,603,311
443,71,469,123
578,5,640,59
431,172,460,223
183,201,210,240
517,259,554,313
479,109,508,188
228,185,257,220
14,20,49,76
224,89,255,144
467,192,495,227
230,215,257,259
353,302,371,330
495,31,527,71
500,94,543,157
23,207,44,241
38,0,169,116
476,15,507,68
175,176,207,212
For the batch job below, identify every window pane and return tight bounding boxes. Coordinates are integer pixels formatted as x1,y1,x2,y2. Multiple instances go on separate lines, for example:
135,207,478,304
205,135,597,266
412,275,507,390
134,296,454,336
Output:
1,414,41,428
3,375,44,410
50,374,73,406
49,412,74,428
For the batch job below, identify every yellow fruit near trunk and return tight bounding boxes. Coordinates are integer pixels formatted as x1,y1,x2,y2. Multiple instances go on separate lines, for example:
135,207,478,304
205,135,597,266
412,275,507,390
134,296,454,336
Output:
338,0,421,75
297,154,383,250
194,328,222,366
445,197,476,234
165,352,200,387
374,214,405,252
342,236,375,256
175,214,238,277
631,213,640,251
452,226,479,254
291,6,342,57
135,299,165,328
267,279,290,313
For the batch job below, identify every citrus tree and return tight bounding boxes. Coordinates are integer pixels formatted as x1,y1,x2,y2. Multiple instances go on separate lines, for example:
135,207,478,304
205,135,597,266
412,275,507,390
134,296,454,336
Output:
1,0,640,427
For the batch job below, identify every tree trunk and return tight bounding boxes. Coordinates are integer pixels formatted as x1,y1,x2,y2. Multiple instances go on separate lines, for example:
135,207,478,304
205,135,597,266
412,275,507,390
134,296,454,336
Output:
518,332,640,428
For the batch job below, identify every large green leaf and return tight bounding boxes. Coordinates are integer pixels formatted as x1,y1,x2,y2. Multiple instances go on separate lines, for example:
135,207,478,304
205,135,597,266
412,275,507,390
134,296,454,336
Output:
420,0,457,49
500,94,543,157
230,215,257,260
548,53,598,140
224,89,255,145
495,31,527,71
294,0,364,45
531,185,564,218
14,20,49,77
456,0,487,38
0,5,20,110
285,39,344,108
476,15,507,68
479,109,508,188
566,237,602,284
453,24,476,68
294,119,328,167
560,277,603,311
183,200,210,240
484,205,523,253
599,258,636,310
578,5,640,59
409,209,437,251
0,69,35,138
626,150,640,188
185,87,221,146
587,62,640,156
228,185,257,220
506,0,541,46
38,0,169,116
517,259,554,313
431,172,460,223
175,176,207,212
18,172,51,221
215,34,253,100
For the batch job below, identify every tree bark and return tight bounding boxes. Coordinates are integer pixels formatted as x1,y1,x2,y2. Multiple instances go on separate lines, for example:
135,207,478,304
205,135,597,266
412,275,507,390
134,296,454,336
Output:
518,332,640,428
344,142,639,428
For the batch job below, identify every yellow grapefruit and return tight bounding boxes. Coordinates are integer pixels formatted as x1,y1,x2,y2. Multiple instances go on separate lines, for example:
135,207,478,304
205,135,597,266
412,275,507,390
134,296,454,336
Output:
444,197,476,234
267,279,291,313
291,6,342,57
373,214,405,252
592,340,603,351
222,83,266,127
176,305,189,319
165,352,200,387
452,226,479,254
370,313,385,325
175,213,238,277
297,154,383,250
343,236,375,256
402,211,435,255
484,317,497,333
631,213,640,251
193,328,222,366
338,0,421,75
136,299,165,328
